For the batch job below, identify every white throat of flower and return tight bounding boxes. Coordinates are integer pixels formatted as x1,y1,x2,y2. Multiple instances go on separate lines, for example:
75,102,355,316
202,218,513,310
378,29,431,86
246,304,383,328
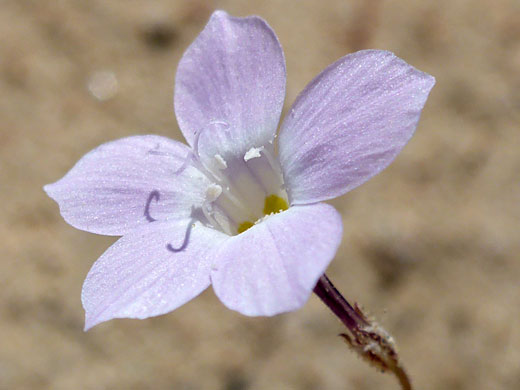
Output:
180,139,289,236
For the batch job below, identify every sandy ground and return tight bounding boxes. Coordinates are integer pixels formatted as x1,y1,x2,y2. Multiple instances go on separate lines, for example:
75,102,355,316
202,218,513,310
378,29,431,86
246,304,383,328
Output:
1,0,519,389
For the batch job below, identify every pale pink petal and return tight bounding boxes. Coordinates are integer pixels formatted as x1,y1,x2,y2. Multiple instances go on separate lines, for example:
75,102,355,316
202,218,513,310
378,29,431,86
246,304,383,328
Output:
279,50,435,204
174,10,286,163
82,220,228,330
44,136,210,236
211,203,343,316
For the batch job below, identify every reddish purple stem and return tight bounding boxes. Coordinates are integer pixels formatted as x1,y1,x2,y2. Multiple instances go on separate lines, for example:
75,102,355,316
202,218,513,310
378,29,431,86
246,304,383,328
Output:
313,274,368,331
314,274,412,390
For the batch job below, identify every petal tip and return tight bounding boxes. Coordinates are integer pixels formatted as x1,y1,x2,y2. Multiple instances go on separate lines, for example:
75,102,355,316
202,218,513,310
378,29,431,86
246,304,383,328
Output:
43,180,67,209
425,73,436,90
83,303,120,331
43,181,58,199
210,9,230,19
83,312,102,331
44,176,71,203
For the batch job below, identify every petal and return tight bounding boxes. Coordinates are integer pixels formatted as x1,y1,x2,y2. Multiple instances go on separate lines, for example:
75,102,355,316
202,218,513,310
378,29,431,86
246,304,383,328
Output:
44,135,210,236
211,203,342,316
82,220,228,330
279,50,435,204
174,10,286,161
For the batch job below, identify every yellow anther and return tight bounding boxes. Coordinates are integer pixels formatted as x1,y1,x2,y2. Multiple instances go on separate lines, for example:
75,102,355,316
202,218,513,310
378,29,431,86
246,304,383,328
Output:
237,195,288,235
237,221,254,234
263,194,289,215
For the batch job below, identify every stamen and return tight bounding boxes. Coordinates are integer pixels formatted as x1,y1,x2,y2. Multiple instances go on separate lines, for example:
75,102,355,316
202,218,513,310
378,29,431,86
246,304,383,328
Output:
189,127,235,190
214,154,227,169
203,164,252,216
237,221,254,233
189,155,251,219
201,202,233,235
182,125,288,236
191,126,204,158
212,207,234,236
190,157,222,185
205,184,223,202
192,120,229,158
203,184,235,235
263,194,288,215
201,203,220,230
189,124,259,219
244,146,264,162
261,145,283,179
144,190,160,222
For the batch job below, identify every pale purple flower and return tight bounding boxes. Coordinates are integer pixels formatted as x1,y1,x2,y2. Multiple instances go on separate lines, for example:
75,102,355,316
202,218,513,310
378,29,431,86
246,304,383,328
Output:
45,11,434,330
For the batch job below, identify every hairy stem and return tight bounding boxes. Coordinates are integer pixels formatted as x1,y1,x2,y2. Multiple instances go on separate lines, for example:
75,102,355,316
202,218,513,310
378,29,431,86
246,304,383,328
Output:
313,274,412,390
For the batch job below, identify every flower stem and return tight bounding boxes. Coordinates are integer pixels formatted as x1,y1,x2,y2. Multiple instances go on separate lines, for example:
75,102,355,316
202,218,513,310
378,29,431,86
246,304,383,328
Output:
313,274,412,390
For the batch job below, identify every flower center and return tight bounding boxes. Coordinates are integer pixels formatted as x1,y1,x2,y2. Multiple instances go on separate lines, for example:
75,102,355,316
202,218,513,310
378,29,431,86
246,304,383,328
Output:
196,144,289,235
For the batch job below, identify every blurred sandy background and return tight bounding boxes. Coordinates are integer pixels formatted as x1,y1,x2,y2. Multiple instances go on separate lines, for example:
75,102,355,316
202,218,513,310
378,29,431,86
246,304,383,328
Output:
1,0,519,389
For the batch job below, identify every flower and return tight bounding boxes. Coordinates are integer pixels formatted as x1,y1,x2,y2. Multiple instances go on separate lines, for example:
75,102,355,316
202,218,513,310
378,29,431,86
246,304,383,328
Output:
44,11,435,330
